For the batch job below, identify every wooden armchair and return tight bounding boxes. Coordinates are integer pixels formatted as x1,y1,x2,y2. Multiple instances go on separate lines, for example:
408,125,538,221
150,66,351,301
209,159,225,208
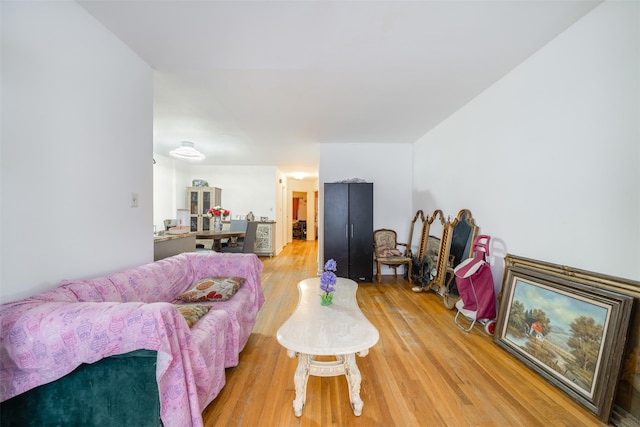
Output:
373,229,413,283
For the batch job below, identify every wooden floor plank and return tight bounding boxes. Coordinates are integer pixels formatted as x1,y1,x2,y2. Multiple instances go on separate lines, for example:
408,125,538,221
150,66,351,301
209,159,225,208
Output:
202,240,607,426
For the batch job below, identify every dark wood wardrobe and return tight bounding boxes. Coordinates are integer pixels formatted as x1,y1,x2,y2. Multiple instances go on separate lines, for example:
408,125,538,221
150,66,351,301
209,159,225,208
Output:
323,182,373,282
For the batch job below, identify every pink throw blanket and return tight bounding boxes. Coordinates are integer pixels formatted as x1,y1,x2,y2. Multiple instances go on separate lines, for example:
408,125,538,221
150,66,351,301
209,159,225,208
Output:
0,252,264,426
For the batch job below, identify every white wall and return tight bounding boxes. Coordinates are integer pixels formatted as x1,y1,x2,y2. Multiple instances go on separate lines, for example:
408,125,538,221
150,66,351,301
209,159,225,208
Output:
319,143,414,273
152,162,290,254
188,164,277,219
275,169,289,253
152,152,190,232
189,165,282,253
413,1,639,281
1,2,154,303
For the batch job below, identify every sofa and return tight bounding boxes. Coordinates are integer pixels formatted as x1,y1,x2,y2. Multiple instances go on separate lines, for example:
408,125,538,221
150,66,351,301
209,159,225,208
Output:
0,252,265,426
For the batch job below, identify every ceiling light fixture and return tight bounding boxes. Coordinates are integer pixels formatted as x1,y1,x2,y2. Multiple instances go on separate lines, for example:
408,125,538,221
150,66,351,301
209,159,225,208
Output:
170,141,205,160
291,173,305,180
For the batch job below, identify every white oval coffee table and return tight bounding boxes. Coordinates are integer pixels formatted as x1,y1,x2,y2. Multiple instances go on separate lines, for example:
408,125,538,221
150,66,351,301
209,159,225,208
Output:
276,277,379,417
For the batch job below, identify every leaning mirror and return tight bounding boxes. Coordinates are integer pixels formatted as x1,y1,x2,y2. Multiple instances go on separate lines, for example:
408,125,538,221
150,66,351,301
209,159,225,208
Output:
408,210,426,259
413,209,446,292
437,209,479,309
407,210,427,285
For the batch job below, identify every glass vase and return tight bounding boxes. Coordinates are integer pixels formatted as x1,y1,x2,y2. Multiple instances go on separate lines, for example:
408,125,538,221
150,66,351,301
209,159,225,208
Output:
214,216,223,232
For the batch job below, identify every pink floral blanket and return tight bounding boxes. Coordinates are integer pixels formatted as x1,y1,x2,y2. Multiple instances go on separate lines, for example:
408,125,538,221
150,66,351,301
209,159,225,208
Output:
0,252,264,426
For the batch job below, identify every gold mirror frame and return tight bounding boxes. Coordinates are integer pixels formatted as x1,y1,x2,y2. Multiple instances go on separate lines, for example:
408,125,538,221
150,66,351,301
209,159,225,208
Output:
408,210,427,260
428,209,451,292
409,209,442,291
432,209,479,308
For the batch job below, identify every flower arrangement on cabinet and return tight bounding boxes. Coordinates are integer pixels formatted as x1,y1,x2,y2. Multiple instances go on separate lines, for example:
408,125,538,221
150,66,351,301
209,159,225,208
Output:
320,259,337,306
207,206,230,218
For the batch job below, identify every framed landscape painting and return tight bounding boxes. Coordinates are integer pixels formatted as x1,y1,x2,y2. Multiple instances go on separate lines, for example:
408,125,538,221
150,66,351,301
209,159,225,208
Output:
495,257,634,422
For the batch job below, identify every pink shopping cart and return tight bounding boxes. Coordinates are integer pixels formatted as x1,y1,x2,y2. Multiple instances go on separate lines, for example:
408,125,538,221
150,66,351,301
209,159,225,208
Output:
453,235,497,335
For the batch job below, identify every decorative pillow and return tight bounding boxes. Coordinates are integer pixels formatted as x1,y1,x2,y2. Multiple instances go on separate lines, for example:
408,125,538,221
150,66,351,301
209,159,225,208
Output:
175,277,245,302
375,246,403,258
174,304,211,327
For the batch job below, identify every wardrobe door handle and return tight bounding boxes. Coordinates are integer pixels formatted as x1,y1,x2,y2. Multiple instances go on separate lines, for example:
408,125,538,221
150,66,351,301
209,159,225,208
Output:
351,224,354,238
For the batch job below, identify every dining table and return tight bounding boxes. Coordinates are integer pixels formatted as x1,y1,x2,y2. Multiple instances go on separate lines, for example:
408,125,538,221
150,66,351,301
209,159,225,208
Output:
195,230,246,251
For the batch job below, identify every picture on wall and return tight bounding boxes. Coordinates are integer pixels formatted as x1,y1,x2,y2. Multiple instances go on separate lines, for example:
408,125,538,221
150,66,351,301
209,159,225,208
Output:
495,256,634,422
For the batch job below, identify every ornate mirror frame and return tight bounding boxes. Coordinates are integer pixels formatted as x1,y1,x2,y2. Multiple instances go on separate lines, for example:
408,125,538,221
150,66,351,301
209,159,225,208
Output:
428,209,450,292
408,210,427,260
433,209,478,308
411,209,445,292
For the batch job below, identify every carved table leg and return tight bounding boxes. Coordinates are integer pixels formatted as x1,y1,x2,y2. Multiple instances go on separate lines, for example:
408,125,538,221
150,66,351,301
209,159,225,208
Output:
287,350,370,417
292,353,311,417
343,353,364,416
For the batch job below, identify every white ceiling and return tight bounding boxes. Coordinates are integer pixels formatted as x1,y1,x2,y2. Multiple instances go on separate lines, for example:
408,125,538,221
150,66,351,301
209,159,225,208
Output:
78,0,601,177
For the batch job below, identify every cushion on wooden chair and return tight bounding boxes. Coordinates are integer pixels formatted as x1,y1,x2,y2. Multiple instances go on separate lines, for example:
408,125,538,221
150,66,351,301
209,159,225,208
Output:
373,229,412,283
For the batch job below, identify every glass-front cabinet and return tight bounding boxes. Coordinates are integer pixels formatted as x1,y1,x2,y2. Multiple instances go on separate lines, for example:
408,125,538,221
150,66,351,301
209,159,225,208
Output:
186,187,222,232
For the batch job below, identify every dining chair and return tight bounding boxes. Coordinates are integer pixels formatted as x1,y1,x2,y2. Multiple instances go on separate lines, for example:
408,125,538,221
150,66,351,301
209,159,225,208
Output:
230,219,248,231
221,221,258,253
224,219,249,249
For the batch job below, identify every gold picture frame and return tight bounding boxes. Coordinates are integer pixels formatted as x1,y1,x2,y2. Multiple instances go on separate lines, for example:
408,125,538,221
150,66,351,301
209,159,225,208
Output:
495,255,636,423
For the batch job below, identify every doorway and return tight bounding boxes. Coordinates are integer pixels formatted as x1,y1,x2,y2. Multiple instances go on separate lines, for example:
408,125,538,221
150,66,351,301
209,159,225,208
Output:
292,191,307,239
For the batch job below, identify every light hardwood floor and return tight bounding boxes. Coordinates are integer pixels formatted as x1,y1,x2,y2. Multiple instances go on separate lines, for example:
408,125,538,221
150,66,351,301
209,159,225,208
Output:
202,240,607,426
